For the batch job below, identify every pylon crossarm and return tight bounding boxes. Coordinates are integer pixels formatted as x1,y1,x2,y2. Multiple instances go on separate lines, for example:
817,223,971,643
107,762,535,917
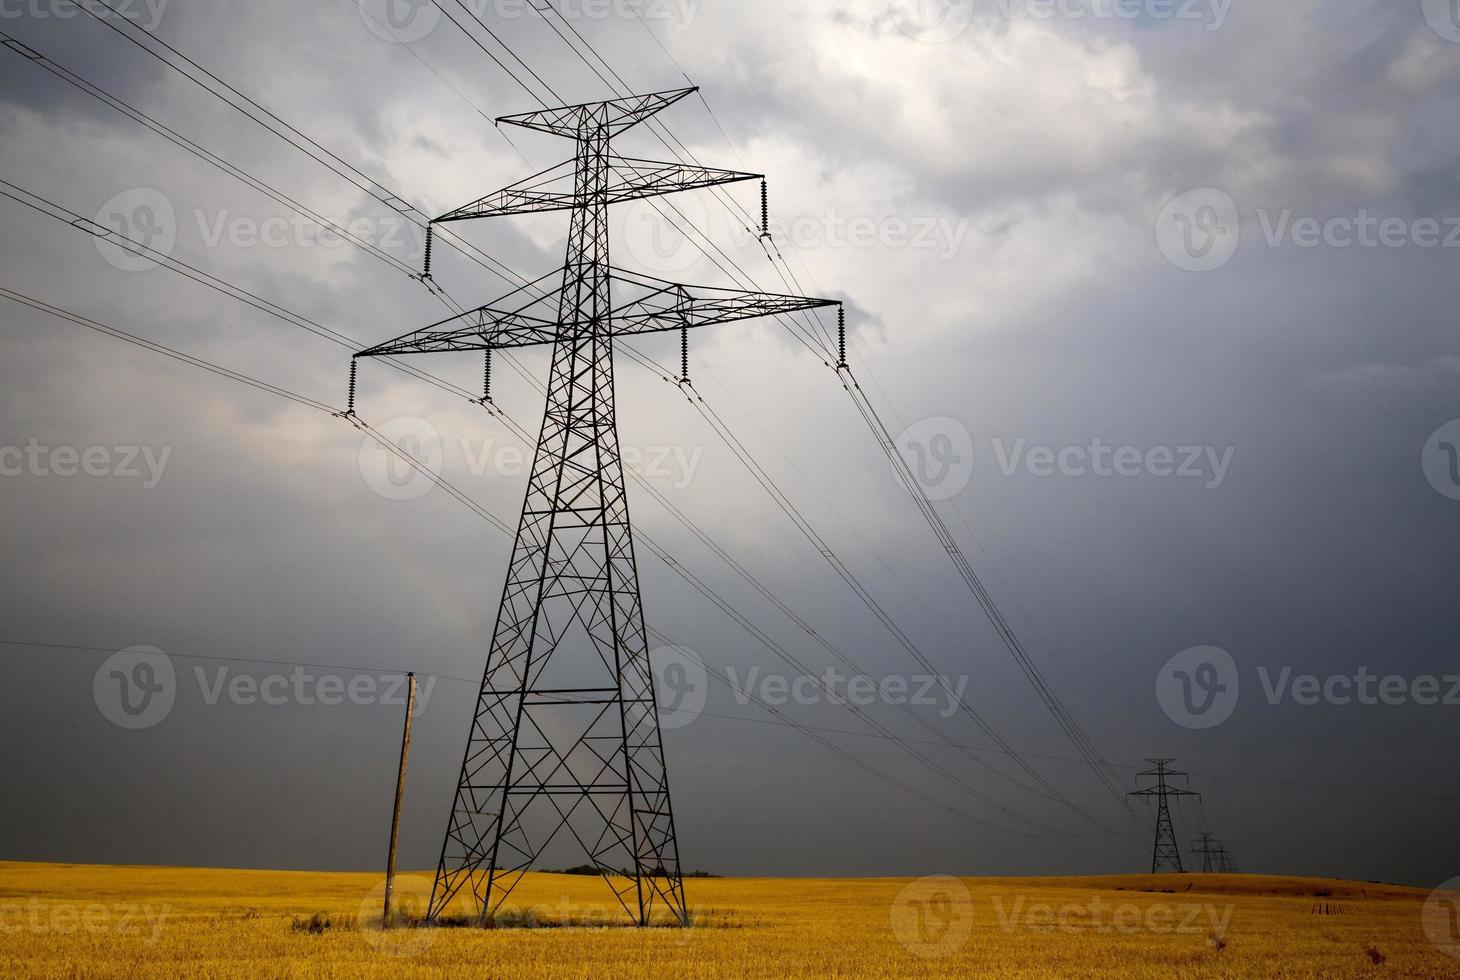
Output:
603,156,760,204
496,86,697,139
356,270,564,356
435,159,578,223
607,268,837,338
437,156,760,223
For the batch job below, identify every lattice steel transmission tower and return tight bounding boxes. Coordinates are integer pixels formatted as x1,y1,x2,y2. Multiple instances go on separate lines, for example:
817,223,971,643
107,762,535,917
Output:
351,88,835,927
1215,844,1238,874
1128,759,1199,874
1191,831,1221,874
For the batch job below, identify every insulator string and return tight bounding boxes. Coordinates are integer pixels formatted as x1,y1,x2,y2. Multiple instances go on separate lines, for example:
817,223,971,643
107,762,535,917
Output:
837,306,847,369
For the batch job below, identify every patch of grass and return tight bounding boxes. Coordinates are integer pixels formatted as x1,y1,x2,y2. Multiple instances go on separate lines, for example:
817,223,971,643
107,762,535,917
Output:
290,912,337,934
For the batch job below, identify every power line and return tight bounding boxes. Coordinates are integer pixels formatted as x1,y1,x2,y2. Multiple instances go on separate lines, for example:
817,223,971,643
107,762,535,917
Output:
0,285,335,414
840,366,1137,818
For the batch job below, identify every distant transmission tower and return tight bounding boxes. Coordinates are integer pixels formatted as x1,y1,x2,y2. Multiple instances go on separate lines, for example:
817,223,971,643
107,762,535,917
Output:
1191,831,1220,874
350,88,835,926
1128,759,1200,874
1216,844,1239,874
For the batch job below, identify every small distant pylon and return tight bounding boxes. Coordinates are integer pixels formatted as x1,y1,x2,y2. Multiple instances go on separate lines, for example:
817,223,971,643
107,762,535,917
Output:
1129,759,1200,874
1215,845,1238,875
1191,832,1221,874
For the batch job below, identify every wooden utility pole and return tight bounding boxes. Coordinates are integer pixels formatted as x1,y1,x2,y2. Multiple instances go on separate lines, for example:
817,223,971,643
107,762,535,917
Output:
382,672,417,928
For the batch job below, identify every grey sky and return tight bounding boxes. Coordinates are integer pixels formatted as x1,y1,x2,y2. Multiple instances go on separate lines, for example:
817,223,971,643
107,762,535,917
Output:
0,0,1458,887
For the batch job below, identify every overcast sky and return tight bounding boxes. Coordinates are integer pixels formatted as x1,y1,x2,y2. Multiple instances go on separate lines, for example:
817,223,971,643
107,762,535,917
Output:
1,0,1458,889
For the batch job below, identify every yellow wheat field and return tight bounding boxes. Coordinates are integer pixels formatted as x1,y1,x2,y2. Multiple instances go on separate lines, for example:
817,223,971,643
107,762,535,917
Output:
0,861,1456,977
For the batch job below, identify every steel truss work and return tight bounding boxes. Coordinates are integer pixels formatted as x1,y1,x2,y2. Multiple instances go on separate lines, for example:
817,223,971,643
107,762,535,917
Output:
355,87,836,927
1128,759,1200,874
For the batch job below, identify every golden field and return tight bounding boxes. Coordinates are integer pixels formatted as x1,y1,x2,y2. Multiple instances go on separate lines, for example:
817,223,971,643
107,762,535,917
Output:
0,861,1456,977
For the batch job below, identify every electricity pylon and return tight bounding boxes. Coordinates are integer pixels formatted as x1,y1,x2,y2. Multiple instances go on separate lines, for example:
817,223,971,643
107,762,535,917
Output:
1191,831,1221,873
1128,759,1200,874
352,87,836,927
1215,844,1238,874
